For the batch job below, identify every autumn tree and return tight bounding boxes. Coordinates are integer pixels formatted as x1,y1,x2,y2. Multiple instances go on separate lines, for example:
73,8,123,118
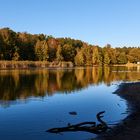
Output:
103,52,110,65
17,32,38,60
74,50,84,66
56,45,63,62
1,27,140,66
0,34,4,59
83,46,92,66
117,52,127,64
34,40,49,61
62,44,76,62
92,46,100,65
128,48,140,63
0,28,18,60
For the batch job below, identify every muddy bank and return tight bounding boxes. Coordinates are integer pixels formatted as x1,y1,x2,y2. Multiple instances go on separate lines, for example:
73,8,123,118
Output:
97,82,140,140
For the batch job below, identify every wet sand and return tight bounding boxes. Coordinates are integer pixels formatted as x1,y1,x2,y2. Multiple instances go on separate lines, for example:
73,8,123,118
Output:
98,82,140,140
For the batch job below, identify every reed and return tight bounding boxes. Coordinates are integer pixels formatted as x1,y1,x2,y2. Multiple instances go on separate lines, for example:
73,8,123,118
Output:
0,61,73,69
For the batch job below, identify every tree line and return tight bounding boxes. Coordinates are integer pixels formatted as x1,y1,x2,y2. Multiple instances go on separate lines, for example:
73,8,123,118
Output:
0,27,140,66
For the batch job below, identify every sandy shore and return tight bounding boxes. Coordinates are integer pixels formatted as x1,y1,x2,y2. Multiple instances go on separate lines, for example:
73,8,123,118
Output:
97,82,140,140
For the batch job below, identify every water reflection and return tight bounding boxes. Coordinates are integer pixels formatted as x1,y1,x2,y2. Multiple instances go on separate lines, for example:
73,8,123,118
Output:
0,66,135,140
0,66,140,103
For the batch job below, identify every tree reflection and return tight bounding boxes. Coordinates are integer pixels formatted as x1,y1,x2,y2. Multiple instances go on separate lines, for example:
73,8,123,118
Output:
0,67,140,103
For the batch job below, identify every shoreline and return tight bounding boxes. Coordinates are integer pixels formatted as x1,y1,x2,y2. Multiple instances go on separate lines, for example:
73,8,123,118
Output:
0,61,74,69
0,61,140,70
98,82,140,140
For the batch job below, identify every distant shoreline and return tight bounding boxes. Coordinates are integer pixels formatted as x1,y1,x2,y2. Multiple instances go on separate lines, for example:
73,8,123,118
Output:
0,61,140,70
113,63,140,67
0,61,74,69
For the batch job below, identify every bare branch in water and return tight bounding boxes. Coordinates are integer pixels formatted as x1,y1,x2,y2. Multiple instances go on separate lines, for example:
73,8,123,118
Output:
46,111,109,134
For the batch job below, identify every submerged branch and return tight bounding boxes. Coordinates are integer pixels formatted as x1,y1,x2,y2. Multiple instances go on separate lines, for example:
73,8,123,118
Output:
46,111,109,134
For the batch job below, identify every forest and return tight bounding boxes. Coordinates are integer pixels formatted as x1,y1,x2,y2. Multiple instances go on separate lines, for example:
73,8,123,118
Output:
0,27,140,66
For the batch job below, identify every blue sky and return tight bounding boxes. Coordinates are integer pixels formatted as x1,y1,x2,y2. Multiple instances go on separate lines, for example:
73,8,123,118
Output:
0,0,140,47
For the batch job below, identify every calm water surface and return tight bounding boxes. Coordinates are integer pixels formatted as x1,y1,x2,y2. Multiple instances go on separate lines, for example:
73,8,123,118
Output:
0,66,140,140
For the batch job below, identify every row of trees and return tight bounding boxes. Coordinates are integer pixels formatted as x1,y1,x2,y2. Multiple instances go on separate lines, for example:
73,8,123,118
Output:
0,28,140,65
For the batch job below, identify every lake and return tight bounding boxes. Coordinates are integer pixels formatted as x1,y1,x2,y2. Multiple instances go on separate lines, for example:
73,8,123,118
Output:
0,66,140,140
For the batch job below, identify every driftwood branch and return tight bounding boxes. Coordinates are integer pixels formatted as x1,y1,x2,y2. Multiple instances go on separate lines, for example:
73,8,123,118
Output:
46,111,109,134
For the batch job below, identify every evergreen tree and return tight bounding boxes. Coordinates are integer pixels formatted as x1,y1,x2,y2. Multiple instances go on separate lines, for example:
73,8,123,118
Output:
12,46,20,61
0,28,17,60
62,44,76,62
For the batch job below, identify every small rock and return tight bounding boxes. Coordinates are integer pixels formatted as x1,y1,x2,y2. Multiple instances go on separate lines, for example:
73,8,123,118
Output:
69,112,77,115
